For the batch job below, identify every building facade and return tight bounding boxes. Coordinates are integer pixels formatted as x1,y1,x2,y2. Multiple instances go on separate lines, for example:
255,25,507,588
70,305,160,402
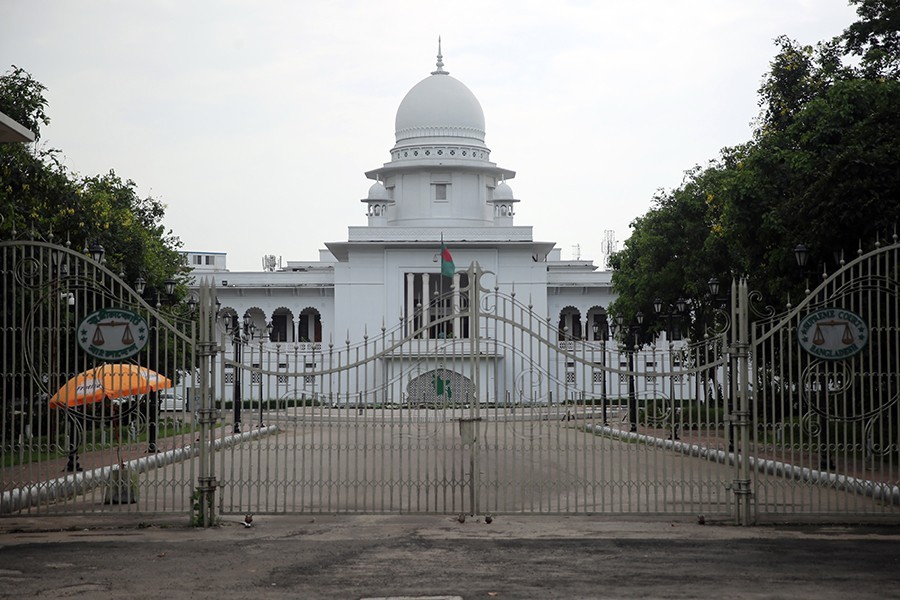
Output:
200,49,614,348
191,50,696,405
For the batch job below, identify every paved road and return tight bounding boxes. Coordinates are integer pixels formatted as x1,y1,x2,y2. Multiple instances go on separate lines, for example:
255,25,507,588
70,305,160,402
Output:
1,513,899,599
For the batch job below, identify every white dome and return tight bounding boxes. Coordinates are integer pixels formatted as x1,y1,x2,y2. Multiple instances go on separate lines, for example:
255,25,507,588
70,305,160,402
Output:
494,181,514,200
394,73,486,146
366,182,390,201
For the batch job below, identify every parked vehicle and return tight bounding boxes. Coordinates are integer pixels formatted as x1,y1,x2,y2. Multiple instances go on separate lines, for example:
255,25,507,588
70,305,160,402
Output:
159,391,188,411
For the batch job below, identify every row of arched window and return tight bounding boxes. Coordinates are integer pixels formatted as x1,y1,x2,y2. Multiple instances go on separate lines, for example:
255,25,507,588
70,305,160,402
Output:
219,306,323,343
557,307,609,342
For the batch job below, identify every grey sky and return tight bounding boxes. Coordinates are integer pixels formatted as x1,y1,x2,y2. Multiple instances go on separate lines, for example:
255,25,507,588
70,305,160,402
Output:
2,1,859,271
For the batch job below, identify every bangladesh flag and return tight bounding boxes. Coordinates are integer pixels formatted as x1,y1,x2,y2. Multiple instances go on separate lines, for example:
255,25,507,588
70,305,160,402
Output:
440,242,455,277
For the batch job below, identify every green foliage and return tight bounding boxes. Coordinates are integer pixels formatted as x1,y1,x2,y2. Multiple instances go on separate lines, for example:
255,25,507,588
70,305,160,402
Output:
0,66,49,141
0,66,185,294
844,0,900,78
610,7,900,329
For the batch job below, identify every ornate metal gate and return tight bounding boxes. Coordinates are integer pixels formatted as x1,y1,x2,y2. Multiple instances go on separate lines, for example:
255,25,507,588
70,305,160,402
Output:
211,263,738,518
745,240,900,523
6,241,897,523
1,241,199,516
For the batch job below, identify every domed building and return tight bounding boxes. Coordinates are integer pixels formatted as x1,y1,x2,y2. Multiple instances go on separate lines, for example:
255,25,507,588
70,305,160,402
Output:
190,45,619,404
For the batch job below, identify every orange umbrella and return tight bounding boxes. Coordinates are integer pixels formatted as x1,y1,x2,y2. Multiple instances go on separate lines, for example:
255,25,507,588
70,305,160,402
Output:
50,363,173,408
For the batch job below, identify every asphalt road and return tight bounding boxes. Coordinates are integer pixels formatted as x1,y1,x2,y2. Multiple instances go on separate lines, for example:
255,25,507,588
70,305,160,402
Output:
1,514,899,599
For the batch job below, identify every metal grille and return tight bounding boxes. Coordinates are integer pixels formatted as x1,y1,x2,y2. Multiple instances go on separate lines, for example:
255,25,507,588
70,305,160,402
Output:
1,241,198,515
211,264,738,517
748,242,900,521
5,240,898,523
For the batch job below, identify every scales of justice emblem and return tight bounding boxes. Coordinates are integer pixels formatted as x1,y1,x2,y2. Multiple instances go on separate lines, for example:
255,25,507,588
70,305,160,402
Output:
797,308,868,360
78,308,149,360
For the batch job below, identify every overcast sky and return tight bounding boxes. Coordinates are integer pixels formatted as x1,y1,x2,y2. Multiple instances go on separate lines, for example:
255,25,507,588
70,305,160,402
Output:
3,1,860,271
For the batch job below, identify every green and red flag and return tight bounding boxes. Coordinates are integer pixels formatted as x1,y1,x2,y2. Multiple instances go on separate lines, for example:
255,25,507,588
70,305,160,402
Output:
440,241,455,277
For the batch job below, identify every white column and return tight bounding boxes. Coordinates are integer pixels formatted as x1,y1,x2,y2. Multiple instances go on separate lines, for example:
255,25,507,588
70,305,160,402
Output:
422,273,431,339
406,273,415,336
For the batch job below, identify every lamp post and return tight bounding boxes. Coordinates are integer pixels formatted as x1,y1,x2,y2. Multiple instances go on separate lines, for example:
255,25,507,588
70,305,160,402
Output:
654,297,686,440
794,243,834,469
224,313,254,434
133,275,179,453
794,243,812,293
707,277,735,452
87,242,105,264
134,276,176,308
616,311,644,433
593,319,610,427
257,321,273,427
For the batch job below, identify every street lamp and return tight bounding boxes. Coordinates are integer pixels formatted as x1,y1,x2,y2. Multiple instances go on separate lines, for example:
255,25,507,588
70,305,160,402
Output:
593,319,609,427
134,276,177,308
794,243,834,469
654,297,686,342
707,277,734,452
87,242,105,264
132,275,181,452
654,297,687,440
223,313,255,433
615,311,644,433
257,321,274,427
794,243,809,269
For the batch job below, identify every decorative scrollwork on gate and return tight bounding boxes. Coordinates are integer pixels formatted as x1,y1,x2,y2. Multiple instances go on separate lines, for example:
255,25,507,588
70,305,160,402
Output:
514,368,546,404
747,289,776,319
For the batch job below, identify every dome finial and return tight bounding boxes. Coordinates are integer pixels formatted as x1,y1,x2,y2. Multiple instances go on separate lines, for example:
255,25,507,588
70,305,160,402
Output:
431,36,448,75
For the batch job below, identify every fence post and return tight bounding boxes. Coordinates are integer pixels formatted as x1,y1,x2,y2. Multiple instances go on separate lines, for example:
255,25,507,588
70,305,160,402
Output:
732,278,752,526
195,280,219,526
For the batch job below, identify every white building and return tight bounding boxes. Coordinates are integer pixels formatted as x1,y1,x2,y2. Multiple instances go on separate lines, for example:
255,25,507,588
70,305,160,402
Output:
188,48,699,409
202,48,615,349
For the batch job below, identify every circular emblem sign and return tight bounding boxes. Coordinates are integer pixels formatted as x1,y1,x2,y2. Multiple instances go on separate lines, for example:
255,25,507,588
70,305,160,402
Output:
797,308,868,360
78,308,148,360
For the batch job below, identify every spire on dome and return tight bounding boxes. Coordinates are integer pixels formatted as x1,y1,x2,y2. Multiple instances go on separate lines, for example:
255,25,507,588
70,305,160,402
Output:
431,36,448,75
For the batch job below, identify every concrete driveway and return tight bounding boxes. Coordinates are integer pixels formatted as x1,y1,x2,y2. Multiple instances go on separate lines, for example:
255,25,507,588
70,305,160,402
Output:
1,513,898,599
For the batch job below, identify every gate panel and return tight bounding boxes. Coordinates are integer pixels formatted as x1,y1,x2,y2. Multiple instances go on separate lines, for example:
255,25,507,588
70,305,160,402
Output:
475,286,735,516
749,242,900,521
1,241,198,515
213,265,738,517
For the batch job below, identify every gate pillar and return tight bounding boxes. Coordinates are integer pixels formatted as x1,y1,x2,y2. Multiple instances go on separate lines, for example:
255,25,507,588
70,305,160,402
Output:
732,277,752,525
195,280,218,526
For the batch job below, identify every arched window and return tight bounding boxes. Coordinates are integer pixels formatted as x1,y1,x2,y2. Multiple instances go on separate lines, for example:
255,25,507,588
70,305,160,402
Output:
299,308,322,343
587,307,609,341
557,307,582,341
271,308,295,342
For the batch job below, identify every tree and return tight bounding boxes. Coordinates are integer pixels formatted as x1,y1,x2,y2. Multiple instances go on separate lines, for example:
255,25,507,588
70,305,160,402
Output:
1,67,190,411
0,66,185,294
0,66,49,141
844,0,900,79
610,7,900,333
608,162,733,339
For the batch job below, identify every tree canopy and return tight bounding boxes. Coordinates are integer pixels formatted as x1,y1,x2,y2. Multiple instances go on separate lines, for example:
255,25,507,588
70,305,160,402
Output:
0,66,185,297
609,0,900,336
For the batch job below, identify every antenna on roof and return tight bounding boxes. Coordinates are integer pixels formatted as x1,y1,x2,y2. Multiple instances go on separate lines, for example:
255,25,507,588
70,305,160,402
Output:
432,36,448,75
262,255,281,272
601,230,617,270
